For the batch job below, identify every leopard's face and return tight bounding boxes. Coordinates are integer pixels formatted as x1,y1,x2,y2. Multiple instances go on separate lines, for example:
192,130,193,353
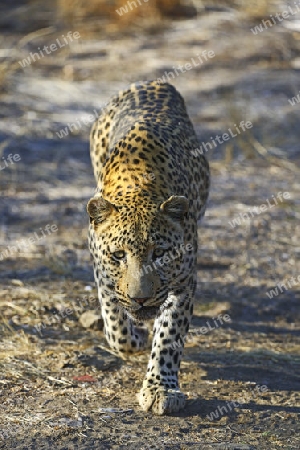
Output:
87,194,190,320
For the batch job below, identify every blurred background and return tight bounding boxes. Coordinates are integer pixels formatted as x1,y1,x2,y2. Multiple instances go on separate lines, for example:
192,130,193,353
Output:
0,0,299,296
1,0,300,156
0,1,299,447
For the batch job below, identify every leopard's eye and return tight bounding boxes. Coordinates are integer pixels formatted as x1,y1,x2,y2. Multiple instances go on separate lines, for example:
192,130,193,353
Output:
153,248,165,259
112,250,126,260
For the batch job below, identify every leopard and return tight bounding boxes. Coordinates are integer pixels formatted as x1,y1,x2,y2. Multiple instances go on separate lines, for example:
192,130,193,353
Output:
87,80,210,415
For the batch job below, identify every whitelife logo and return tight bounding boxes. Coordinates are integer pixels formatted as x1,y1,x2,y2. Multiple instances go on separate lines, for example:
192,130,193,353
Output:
228,191,290,229
116,0,149,16
288,90,300,106
134,243,194,279
250,2,300,34
157,50,215,84
170,314,232,351
0,224,58,261
266,275,300,299
191,121,253,157
0,153,21,170
206,385,269,421
18,31,80,68
55,108,101,139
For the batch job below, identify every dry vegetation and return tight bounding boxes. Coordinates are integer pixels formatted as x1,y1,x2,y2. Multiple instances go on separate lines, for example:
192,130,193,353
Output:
0,0,299,449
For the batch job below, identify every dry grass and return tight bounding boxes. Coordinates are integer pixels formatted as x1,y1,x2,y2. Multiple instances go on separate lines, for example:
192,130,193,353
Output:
56,0,197,27
237,0,280,18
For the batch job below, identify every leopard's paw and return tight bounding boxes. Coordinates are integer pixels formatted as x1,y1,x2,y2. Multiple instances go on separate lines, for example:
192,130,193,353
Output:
138,385,186,415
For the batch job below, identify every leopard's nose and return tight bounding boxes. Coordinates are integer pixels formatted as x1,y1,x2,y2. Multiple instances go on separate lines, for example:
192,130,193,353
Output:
131,297,151,305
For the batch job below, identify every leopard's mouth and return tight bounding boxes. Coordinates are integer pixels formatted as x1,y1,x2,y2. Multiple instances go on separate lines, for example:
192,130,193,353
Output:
125,305,159,321
118,292,169,321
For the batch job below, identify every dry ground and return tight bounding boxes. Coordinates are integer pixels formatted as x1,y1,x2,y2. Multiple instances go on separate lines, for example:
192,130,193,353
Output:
0,1,299,449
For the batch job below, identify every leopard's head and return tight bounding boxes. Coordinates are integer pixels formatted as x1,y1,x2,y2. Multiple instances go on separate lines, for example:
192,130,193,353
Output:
87,194,189,320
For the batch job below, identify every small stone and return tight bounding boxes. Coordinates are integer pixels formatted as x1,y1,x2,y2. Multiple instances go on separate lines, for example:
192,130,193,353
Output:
11,279,24,287
79,310,101,328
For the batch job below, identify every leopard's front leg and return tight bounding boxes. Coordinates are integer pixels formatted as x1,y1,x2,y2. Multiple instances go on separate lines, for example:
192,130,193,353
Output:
97,285,148,354
138,283,194,415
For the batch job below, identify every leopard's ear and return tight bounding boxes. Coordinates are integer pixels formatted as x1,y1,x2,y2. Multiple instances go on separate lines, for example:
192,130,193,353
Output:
87,196,117,224
160,195,189,221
